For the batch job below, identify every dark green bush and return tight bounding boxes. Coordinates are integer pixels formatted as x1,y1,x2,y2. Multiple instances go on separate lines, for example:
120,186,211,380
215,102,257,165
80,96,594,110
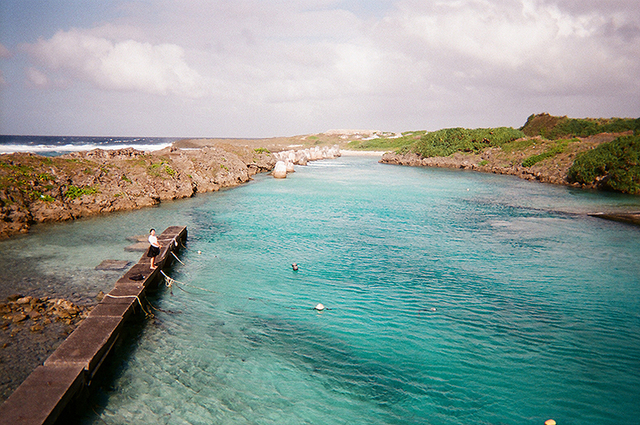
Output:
568,135,640,194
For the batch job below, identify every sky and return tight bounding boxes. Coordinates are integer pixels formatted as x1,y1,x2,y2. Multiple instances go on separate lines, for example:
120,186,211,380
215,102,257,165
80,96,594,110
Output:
0,0,639,138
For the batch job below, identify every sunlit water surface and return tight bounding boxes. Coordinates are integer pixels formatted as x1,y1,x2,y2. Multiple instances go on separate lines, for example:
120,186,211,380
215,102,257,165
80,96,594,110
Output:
7,156,640,424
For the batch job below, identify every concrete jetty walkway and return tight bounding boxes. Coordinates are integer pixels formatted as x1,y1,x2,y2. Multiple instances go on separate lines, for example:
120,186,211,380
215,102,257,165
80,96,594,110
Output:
0,226,188,425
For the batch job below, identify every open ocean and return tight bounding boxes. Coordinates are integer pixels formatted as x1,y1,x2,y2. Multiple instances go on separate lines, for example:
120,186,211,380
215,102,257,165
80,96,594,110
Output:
0,135,177,156
1,151,640,424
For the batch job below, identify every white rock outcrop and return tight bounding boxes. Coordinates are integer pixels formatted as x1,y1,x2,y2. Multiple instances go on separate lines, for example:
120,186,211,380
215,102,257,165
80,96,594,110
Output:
272,161,287,178
273,145,341,165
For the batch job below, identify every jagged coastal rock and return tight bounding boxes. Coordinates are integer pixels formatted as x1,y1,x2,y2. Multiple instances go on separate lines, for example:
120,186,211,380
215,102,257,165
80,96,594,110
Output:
0,142,343,238
0,144,275,238
271,145,341,178
1,295,89,331
272,161,288,178
380,151,569,186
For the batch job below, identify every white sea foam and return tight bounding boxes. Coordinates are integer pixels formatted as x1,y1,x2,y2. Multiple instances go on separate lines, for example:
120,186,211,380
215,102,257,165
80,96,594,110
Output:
0,142,172,154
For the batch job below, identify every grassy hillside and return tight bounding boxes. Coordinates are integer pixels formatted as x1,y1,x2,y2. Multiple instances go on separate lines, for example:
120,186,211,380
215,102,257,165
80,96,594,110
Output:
520,113,639,140
349,113,639,194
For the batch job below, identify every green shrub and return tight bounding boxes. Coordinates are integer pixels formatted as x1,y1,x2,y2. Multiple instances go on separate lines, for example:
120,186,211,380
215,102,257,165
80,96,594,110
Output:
501,138,535,153
164,165,176,176
254,148,270,154
65,185,99,200
568,135,640,194
413,127,526,158
522,139,572,167
147,160,175,177
347,134,417,151
37,172,55,182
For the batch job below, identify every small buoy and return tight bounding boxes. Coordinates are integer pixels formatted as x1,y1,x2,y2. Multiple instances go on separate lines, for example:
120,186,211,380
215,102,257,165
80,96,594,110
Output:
292,263,299,271
545,420,556,425
314,303,325,311
431,307,436,312
197,250,202,255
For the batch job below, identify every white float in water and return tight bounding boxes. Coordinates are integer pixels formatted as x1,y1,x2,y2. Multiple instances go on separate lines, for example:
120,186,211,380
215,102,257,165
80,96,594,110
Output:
314,303,325,311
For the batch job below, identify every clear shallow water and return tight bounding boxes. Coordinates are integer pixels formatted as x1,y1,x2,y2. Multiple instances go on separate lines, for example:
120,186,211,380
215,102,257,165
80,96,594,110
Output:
5,156,640,424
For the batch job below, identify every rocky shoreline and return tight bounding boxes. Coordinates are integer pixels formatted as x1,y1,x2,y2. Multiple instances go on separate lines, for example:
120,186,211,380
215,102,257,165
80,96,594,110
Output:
0,295,91,400
380,151,571,185
378,132,633,189
0,142,346,239
0,143,277,239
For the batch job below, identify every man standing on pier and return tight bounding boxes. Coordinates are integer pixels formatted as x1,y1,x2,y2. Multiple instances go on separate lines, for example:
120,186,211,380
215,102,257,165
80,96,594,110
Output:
147,228,162,269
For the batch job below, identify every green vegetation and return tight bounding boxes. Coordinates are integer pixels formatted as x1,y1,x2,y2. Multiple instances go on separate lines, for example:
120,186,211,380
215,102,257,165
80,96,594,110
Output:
121,174,132,183
347,133,418,151
411,127,526,158
568,135,640,194
65,185,99,200
521,113,639,140
522,139,573,167
500,138,535,153
38,194,55,202
220,164,229,171
147,160,175,178
164,165,176,176
253,148,270,154
348,127,525,157
0,160,56,192
37,172,55,182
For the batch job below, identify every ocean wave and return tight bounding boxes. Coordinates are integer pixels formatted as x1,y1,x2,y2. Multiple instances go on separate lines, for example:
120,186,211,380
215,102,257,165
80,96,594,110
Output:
0,142,173,155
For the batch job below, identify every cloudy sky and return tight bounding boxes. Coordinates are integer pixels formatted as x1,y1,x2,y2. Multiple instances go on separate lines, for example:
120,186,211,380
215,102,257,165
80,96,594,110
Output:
0,0,639,137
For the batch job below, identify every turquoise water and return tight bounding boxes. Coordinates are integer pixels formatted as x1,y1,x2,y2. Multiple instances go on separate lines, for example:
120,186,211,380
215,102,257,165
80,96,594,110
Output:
10,156,640,424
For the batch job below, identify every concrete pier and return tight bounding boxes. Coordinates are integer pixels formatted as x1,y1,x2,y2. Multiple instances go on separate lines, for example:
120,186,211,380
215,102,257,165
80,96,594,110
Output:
0,226,187,425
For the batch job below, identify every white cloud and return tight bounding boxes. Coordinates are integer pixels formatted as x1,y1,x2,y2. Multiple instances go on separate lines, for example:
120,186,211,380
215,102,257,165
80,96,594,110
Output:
372,0,640,96
23,29,210,97
3,0,639,137
25,67,50,87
